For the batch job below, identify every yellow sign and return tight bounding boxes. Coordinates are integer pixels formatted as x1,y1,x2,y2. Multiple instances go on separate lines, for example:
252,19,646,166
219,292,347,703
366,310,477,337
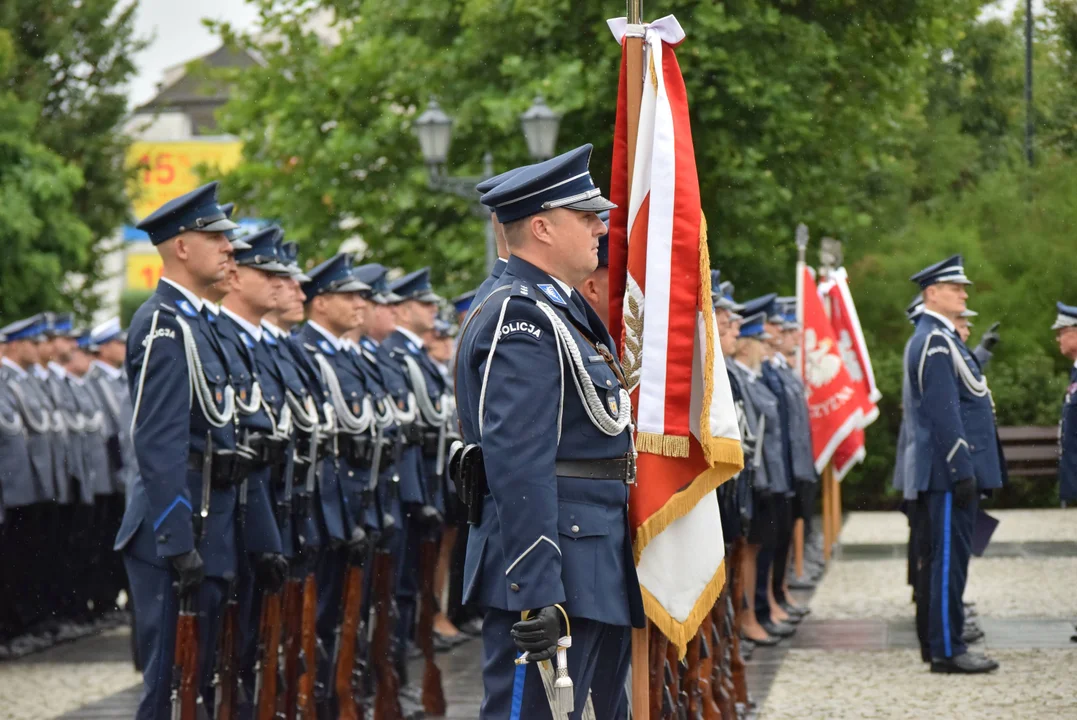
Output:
126,251,164,292
127,140,243,221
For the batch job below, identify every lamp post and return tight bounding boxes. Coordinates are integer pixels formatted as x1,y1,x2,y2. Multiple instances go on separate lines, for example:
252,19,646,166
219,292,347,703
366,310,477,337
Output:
413,95,561,271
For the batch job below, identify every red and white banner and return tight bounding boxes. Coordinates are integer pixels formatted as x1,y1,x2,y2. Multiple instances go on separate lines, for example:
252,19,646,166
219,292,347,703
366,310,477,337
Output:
797,262,870,473
607,15,743,652
820,267,880,479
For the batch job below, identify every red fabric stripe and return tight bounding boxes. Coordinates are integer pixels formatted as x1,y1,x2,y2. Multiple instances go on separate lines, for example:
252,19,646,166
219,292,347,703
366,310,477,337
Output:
660,42,701,437
630,436,709,534
608,42,630,356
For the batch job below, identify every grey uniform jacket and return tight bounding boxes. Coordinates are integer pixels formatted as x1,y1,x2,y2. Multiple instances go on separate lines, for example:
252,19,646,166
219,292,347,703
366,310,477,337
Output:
67,374,113,499
775,359,817,483
892,337,919,500
86,363,136,495
732,361,789,494
1,361,57,505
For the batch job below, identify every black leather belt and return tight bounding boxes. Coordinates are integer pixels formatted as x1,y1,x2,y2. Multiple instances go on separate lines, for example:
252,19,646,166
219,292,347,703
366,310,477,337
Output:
187,450,251,489
555,456,636,483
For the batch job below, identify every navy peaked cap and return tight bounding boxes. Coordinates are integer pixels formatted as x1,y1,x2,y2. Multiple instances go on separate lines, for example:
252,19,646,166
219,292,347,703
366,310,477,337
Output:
278,241,311,282
476,166,530,204
910,254,972,288
1,314,49,342
452,289,477,314
480,144,616,224
135,181,239,245
234,226,288,273
354,263,401,305
390,268,441,304
301,253,370,302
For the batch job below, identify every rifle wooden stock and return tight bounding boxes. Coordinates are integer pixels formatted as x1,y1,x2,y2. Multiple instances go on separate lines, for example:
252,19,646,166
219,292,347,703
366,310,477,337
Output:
216,596,241,720
296,573,318,720
417,537,446,715
683,630,703,720
279,577,303,720
255,591,283,720
697,613,721,720
715,596,735,720
648,624,667,720
171,597,200,720
667,640,687,720
371,549,403,720
333,564,365,720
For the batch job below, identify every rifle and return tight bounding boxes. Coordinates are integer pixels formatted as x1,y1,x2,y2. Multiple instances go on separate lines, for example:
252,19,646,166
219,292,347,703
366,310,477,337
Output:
417,536,446,715
170,433,213,720
371,547,403,720
683,630,704,720
296,572,318,720
254,590,283,720
669,641,688,720
728,540,750,708
278,570,304,720
215,587,241,720
332,563,364,720
648,624,668,720
697,613,721,720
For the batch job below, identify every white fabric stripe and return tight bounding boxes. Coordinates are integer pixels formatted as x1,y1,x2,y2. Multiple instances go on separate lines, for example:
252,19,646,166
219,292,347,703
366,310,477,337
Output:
933,273,970,283
495,171,592,207
832,267,882,405
636,28,675,435
1053,314,1077,328
947,438,969,464
541,187,601,210
477,296,514,439
504,535,561,576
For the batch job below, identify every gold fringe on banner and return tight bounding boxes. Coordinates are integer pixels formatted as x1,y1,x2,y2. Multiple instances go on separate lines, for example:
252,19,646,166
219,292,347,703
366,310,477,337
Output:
636,431,689,457
633,462,736,565
641,558,727,658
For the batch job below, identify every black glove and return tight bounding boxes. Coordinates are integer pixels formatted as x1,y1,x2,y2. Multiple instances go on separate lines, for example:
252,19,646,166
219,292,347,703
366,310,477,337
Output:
979,322,1000,352
347,526,370,563
954,477,977,509
171,549,205,597
416,503,443,530
254,552,288,593
511,606,561,663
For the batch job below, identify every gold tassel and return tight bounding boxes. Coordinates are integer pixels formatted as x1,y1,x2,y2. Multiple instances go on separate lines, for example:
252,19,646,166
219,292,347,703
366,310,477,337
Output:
633,464,731,564
635,432,690,458
640,559,727,658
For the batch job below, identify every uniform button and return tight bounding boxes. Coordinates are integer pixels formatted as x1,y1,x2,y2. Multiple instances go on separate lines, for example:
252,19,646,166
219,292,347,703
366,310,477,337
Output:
156,533,169,543
348,471,354,477
605,380,612,387
571,524,580,534
510,583,520,592
970,444,976,450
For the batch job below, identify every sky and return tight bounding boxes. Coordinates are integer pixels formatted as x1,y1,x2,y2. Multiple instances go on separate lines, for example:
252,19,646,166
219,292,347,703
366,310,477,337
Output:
126,0,1043,109
128,0,259,108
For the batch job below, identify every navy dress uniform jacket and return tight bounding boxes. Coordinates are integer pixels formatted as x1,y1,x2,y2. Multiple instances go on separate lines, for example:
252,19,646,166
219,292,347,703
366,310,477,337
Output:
211,311,283,556
905,313,1006,494
114,280,241,580
374,338,425,506
455,256,645,629
1060,365,1077,502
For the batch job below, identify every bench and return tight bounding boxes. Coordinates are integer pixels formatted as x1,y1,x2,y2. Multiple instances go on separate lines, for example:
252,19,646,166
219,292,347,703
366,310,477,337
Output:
997,426,1058,477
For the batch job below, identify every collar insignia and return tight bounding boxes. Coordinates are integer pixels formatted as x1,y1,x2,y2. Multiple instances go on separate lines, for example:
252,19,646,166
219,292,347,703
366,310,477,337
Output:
537,283,566,305
176,299,199,318
240,332,254,349
318,339,336,356
406,341,419,355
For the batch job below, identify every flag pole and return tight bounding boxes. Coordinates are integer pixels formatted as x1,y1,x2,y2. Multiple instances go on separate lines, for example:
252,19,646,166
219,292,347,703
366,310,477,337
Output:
817,243,838,560
625,2,650,717
793,225,809,578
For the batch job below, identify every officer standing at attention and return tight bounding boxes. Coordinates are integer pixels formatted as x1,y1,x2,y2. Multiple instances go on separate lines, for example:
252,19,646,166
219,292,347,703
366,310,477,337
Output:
456,144,645,719
114,181,252,718
1051,302,1077,506
906,254,1003,674
575,210,611,329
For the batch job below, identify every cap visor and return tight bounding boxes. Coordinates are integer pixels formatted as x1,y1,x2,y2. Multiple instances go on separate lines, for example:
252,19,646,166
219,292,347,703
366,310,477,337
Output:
376,291,403,305
231,238,252,251
563,195,617,213
329,278,370,293
291,270,313,283
201,218,239,233
415,291,442,304
1051,319,1077,330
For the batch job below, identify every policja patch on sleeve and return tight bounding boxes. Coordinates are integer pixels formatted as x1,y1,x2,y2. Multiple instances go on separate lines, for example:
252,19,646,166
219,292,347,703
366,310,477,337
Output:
499,320,543,342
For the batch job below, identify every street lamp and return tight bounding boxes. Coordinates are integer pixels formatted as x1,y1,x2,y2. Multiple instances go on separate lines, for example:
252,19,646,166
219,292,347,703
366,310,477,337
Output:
413,98,453,173
519,95,561,162
413,95,562,271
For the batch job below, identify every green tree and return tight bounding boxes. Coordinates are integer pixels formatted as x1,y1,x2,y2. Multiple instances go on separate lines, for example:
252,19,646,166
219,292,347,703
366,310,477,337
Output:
210,0,988,296
1,0,144,319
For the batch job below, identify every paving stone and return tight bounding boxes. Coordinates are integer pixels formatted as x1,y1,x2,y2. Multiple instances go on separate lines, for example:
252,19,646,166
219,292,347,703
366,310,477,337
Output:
761,649,1077,720
839,509,1077,547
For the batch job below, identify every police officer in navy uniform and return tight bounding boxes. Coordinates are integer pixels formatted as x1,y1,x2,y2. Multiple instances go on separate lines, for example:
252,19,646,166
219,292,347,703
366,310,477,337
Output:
906,255,1003,674
1052,302,1077,506
115,181,256,718
456,144,644,719
0,317,56,647
295,252,376,707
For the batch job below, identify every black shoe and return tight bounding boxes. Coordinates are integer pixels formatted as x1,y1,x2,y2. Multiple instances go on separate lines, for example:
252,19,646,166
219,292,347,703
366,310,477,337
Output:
776,610,802,625
760,620,796,638
961,626,985,644
741,631,779,647
788,577,816,590
930,653,999,674
779,601,809,618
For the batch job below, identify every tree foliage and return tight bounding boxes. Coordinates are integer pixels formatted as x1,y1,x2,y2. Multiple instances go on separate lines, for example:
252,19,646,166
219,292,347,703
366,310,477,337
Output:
0,0,143,320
